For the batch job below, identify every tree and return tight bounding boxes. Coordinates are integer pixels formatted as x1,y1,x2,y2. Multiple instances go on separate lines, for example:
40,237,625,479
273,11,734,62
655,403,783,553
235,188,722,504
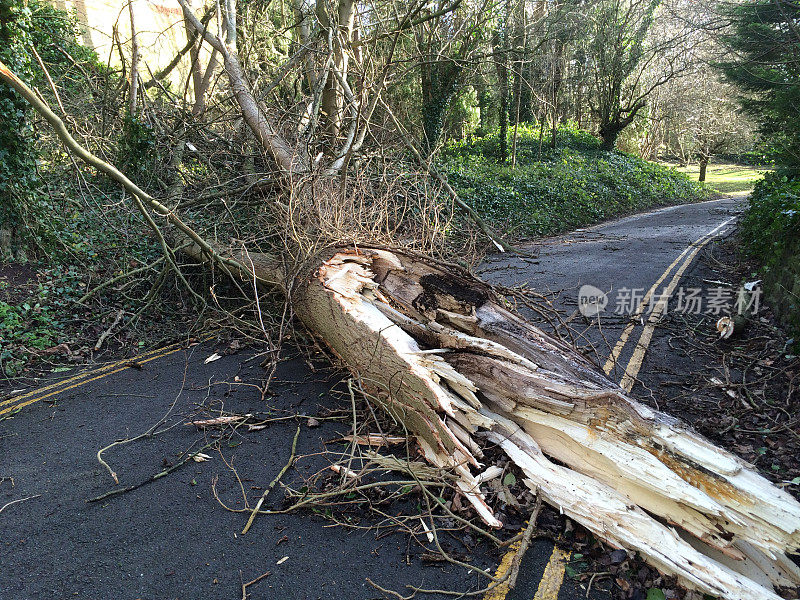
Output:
683,77,753,181
651,35,756,178
721,0,800,167
416,0,492,155
586,0,690,150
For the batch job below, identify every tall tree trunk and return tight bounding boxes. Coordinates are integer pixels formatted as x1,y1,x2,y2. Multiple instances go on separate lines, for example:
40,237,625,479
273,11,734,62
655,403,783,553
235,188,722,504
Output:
420,62,461,156
494,23,509,162
318,0,356,140
127,0,140,116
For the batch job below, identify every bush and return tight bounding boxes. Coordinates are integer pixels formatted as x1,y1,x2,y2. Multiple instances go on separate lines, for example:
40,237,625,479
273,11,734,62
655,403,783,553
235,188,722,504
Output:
739,170,800,339
441,124,709,237
0,0,108,257
740,171,800,268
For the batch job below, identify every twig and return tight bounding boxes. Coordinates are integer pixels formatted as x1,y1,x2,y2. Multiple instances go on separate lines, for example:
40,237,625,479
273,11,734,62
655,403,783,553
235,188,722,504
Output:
88,441,216,503
0,494,41,514
241,426,300,534
505,496,542,590
366,578,416,600
377,95,523,256
241,569,271,599
29,43,65,115
94,309,125,351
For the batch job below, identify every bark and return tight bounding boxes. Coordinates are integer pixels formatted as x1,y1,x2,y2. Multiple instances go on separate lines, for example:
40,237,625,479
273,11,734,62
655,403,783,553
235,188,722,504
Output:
494,25,509,162
318,0,356,140
699,156,709,182
127,0,140,116
4,55,800,600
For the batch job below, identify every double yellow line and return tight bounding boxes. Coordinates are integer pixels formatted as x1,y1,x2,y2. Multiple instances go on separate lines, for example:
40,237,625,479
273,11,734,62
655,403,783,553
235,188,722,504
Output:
604,216,735,390
483,216,736,600
0,331,217,416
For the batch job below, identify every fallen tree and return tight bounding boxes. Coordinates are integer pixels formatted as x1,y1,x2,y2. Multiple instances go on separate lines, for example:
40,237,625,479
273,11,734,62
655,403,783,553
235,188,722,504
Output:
3,17,800,599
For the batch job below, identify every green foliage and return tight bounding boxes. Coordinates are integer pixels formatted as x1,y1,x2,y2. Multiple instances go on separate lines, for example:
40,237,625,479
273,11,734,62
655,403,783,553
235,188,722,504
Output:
0,265,88,376
0,299,57,376
0,0,107,256
118,114,159,182
442,124,708,237
0,0,39,252
739,171,800,340
740,171,800,274
721,1,800,167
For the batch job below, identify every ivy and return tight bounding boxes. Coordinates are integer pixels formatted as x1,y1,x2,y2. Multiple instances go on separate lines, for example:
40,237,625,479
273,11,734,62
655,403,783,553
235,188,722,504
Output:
441,124,708,237
0,0,40,256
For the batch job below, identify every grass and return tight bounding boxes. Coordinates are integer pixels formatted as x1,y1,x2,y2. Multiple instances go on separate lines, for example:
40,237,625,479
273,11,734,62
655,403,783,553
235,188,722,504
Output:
659,161,769,197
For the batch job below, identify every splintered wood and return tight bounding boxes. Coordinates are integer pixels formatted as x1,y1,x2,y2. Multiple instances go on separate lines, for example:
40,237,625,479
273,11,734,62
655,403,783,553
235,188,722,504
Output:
294,247,800,600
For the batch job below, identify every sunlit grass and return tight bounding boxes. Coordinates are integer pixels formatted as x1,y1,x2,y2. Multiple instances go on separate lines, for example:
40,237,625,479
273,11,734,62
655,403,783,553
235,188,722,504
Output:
659,161,770,197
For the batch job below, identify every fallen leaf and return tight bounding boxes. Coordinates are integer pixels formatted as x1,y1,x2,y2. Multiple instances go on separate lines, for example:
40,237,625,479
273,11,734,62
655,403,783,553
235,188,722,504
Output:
610,548,628,564
204,352,222,364
716,316,734,339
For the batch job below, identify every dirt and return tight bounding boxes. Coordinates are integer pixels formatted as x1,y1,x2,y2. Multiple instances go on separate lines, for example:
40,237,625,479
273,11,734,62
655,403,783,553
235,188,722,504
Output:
0,261,39,304
636,236,800,494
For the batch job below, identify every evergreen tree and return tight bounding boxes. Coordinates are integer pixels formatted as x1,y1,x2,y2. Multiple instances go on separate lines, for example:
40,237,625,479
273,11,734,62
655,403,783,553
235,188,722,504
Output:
721,0,800,167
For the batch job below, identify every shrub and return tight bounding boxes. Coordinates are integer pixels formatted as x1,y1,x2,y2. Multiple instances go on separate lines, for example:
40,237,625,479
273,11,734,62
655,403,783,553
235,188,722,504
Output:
739,171,800,340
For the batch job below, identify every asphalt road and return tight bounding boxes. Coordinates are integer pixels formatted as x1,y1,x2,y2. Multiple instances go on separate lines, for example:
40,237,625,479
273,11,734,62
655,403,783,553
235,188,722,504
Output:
0,197,743,600
479,196,743,386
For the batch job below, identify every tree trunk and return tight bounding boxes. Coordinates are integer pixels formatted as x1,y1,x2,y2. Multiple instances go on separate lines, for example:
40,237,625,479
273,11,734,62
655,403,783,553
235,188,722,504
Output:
494,25,509,162
288,247,800,600
475,82,492,137
600,122,620,151
420,62,461,156
127,0,140,116
699,156,709,182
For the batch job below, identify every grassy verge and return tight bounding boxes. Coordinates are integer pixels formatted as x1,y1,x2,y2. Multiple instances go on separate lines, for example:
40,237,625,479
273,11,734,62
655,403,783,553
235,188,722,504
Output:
442,125,709,239
659,161,769,197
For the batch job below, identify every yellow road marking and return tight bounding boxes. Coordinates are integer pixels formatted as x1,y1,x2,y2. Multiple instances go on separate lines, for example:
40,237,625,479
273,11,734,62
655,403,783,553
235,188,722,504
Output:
533,547,571,600
0,332,218,416
602,218,733,377
0,333,212,408
483,536,525,600
483,540,571,600
618,217,735,392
